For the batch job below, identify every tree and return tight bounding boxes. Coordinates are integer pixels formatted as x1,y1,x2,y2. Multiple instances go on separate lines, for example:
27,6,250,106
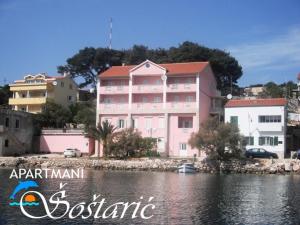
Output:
108,128,157,158
89,120,117,158
260,82,283,98
58,42,243,94
189,117,243,160
34,101,71,128
280,81,297,98
0,85,10,105
58,47,124,88
68,101,96,130
167,42,242,94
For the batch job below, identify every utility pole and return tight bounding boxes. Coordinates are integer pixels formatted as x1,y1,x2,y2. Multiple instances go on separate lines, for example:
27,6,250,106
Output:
109,18,112,50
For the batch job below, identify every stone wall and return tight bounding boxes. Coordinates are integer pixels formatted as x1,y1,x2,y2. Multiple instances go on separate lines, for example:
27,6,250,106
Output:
1,157,300,174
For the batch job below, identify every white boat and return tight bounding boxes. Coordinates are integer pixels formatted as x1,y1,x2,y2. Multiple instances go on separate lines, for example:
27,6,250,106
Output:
178,163,196,173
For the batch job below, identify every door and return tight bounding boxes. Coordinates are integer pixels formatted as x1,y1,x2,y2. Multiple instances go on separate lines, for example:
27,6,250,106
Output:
179,143,187,157
157,138,164,152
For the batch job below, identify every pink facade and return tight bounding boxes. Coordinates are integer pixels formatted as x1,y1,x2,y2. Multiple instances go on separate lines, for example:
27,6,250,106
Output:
97,60,221,157
39,130,94,155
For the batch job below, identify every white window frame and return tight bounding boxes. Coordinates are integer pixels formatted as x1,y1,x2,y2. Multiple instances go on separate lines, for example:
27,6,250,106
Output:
158,117,164,129
179,143,187,151
154,96,161,103
145,118,152,129
132,118,138,129
118,119,125,128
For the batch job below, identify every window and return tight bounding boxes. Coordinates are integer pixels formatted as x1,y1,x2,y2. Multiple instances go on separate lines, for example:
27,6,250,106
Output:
104,98,111,104
155,79,162,85
259,115,281,123
15,119,20,129
143,79,148,85
179,143,187,150
69,84,73,89
4,139,9,147
118,119,125,128
174,95,180,102
61,82,64,87
145,118,152,129
132,118,138,128
186,96,194,102
103,118,112,123
68,96,73,101
154,96,161,103
178,117,193,128
22,93,26,98
5,118,9,127
244,136,254,145
142,97,148,103
230,116,238,126
187,78,193,84
158,117,164,129
259,136,279,146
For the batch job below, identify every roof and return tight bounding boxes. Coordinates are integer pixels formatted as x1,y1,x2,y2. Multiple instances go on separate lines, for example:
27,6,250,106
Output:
100,61,209,78
225,98,287,108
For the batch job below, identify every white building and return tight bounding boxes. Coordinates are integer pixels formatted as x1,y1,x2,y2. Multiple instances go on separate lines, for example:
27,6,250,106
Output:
225,98,287,158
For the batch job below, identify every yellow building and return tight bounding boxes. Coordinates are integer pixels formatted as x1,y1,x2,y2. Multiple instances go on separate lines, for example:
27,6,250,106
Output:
9,73,78,113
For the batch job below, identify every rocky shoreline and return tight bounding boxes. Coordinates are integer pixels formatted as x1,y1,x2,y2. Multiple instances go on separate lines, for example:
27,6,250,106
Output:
1,156,300,174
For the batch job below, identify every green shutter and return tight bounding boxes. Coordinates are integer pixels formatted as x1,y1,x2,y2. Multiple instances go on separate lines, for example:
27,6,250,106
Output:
274,136,278,146
270,137,274,146
230,116,238,126
259,137,263,145
250,137,254,145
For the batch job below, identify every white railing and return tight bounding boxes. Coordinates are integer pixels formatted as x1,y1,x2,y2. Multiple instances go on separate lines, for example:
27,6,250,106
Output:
132,85,163,93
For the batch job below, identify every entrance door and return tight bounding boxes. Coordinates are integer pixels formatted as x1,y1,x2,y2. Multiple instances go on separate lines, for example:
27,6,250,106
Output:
157,138,164,152
179,143,187,157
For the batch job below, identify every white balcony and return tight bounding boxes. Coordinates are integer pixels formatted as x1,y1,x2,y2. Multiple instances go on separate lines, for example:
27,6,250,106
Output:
99,103,129,114
131,103,163,113
167,83,196,93
132,85,163,93
100,86,129,94
166,102,197,113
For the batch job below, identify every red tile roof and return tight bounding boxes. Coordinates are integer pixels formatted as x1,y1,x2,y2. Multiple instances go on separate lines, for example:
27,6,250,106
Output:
225,98,287,107
100,62,209,77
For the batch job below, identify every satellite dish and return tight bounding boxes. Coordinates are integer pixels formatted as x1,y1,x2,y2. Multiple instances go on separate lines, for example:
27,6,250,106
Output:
227,94,233,100
52,81,57,86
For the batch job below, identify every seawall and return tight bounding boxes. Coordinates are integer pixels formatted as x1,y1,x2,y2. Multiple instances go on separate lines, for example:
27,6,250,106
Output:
1,156,300,174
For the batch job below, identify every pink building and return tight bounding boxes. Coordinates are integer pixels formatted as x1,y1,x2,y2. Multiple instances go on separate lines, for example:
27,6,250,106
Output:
96,60,221,157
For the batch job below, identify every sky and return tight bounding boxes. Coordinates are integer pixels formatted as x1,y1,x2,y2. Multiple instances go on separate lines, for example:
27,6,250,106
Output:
0,0,299,87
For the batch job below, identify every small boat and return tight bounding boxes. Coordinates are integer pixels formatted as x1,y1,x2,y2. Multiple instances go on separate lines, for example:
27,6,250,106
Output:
178,163,196,173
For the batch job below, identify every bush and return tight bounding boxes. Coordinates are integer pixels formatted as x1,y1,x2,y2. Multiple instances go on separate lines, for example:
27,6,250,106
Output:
107,129,158,158
189,116,244,160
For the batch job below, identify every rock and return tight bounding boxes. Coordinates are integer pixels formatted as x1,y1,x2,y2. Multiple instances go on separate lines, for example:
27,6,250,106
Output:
269,166,277,173
285,163,292,172
293,164,300,172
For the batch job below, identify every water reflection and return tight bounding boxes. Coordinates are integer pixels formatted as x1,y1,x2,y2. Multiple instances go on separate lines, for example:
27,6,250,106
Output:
1,169,300,224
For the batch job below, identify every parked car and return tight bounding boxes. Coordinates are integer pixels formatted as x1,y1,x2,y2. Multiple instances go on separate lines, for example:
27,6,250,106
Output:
245,148,278,159
292,149,300,159
64,148,81,158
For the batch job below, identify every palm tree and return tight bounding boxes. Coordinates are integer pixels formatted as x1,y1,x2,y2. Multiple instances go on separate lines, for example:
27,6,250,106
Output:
90,120,117,158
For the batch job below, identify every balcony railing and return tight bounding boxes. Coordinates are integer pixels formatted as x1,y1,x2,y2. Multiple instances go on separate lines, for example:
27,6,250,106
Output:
100,86,129,94
132,102,163,111
99,103,129,113
132,85,163,93
9,97,47,105
167,83,196,92
166,102,197,113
